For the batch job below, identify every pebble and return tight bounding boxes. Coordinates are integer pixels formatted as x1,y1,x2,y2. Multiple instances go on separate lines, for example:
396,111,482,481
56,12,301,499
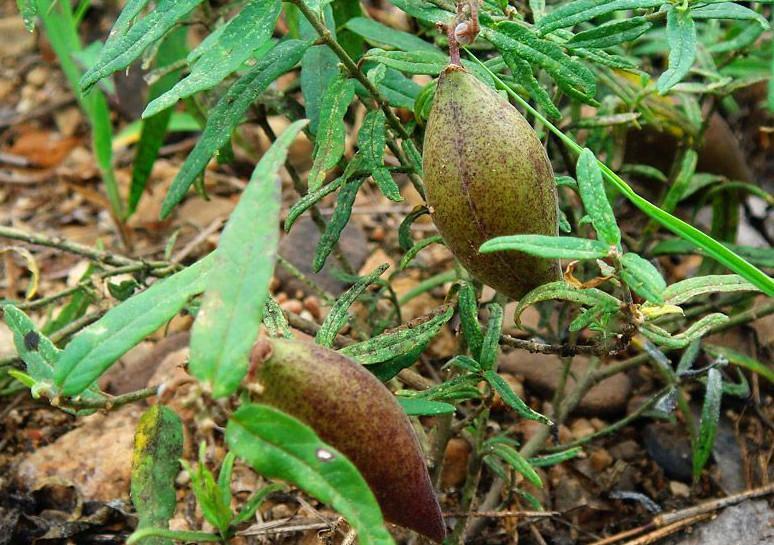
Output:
26,66,49,87
303,295,322,320
643,422,692,482
570,418,595,440
589,449,613,472
669,481,691,498
280,299,303,315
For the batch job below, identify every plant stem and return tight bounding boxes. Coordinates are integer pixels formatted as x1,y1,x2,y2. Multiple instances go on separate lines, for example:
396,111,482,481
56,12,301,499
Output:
54,386,158,410
449,407,489,544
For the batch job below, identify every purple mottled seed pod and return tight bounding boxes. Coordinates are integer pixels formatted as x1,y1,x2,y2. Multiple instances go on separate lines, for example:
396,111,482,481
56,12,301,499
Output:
423,65,561,299
253,338,446,542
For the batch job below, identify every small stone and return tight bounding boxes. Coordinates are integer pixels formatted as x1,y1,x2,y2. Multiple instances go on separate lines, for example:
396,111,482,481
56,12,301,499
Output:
54,106,83,137
558,425,573,444
26,66,49,87
303,296,322,320
590,417,607,432
589,449,613,472
609,440,640,461
570,418,595,440
371,226,386,241
669,481,691,498
643,422,692,482
280,299,303,315
441,438,471,489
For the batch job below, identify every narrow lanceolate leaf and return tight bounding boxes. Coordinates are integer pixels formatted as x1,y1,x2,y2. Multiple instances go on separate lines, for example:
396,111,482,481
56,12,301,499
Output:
479,304,503,371
363,49,447,75
514,281,621,324
486,23,597,106
662,274,759,305
642,313,730,349
397,397,455,416
358,109,401,201
3,305,59,384
189,121,306,398
345,17,444,55
481,235,610,260
576,148,621,247
537,0,664,35
690,2,769,29
285,177,346,233
566,17,653,49
657,6,697,94
399,235,443,270
692,368,722,481
704,345,774,384
226,405,395,545
307,73,356,192
660,150,697,216
80,0,201,92
503,53,561,120
316,264,389,348
131,406,184,545
340,305,453,364
143,0,281,117
263,296,293,339
459,282,483,360
620,253,666,304
17,0,37,30
490,443,542,488
55,254,216,396
313,176,366,272
528,448,583,467
484,370,553,426
159,40,309,218
128,27,188,216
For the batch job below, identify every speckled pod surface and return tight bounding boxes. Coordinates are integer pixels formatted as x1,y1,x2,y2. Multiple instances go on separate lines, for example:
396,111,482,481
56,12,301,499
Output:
423,65,561,299
254,338,446,543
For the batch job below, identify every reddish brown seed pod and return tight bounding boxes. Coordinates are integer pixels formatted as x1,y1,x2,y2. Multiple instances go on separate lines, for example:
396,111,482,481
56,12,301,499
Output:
423,65,561,299
252,338,446,542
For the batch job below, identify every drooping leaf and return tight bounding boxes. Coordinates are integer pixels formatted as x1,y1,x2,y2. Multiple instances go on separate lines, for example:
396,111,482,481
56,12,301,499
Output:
189,121,306,397
514,281,621,324
481,235,611,260
226,404,395,545
315,264,389,348
79,0,201,93
692,368,722,481
312,175,366,272
657,6,697,94
130,405,184,545
537,0,663,35
340,305,453,364
55,254,216,396
484,370,553,427
143,0,281,116
307,73,356,192
358,109,401,201
576,148,621,247
620,253,666,304
159,40,309,218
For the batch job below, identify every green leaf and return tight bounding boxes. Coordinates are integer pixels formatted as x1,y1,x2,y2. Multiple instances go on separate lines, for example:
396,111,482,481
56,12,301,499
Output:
285,177,346,233
189,121,306,398
4,305,59,385
397,397,456,416
263,296,294,339
413,374,482,403
651,239,774,269
315,264,389,348
358,109,402,201
662,274,759,305
660,150,698,216
642,313,730,349
299,4,339,134
128,28,188,216
480,235,610,260
17,0,37,30
307,73,356,192
181,445,232,534
620,253,666,304
131,405,184,545
127,529,220,544
363,48,447,75
567,17,653,49
312,175,366,272
479,304,503,371
159,40,309,218
80,0,201,93
502,53,561,120
484,370,553,426
55,254,216,396
399,235,443,270
514,281,621,324
657,6,697,94
576,148,621,247
676,339,701,376
691,2,769,28
345,17,444,54
143,0,281,116
489,443,542,488
704,345,774,384
692,368,722,481
226,404,395,545
486,23,598,106
537,0,664,35
528,447,583,467
459,282,483,360
340,305,453,364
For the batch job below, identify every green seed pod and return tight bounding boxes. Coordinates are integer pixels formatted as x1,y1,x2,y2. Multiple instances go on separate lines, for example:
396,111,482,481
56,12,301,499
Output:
252,338,445,542
423,65,561,299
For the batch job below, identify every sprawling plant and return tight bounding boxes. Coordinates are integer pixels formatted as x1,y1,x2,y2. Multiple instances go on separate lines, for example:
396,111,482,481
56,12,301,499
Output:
3,0,773,543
